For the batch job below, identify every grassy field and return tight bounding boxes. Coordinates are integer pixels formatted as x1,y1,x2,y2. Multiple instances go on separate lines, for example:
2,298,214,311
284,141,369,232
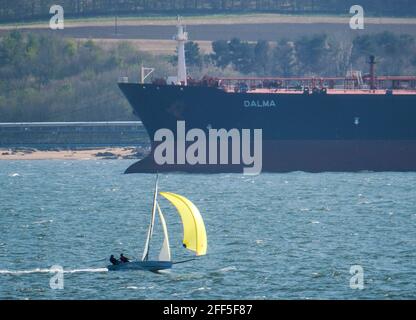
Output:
81,38,213,54
1,13,416,30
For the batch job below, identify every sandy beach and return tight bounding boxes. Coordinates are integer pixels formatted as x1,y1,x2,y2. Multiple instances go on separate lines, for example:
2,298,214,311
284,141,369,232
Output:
0,148,144,160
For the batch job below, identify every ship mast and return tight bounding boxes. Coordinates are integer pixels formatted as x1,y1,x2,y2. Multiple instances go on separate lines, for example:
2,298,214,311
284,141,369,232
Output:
369,55,376,90
174,16,188,86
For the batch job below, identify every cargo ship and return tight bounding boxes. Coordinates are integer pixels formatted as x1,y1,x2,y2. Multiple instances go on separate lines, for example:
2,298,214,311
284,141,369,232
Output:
118,20,416,174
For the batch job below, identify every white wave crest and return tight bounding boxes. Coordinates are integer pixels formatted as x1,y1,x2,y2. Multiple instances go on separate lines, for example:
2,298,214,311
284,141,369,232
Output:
0,267,108,275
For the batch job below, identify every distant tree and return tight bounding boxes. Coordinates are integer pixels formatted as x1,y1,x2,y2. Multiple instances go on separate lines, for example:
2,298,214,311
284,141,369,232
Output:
295,34,332,75
254,40,271,75
0,31,26,78
185,41,203,67
228,38,255,74
170,41,203,68
211,40,232,68
351,32,416,75
272,40,298,76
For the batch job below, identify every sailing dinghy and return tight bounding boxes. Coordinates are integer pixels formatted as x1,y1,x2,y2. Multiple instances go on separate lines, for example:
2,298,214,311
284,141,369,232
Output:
107,175,207,272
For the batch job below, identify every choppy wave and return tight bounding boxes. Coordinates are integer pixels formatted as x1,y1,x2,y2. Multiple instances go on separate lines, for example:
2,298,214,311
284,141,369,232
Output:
217,266,237,273
0,268,108,275
33,220,53,225
1,162,416,299
8,173,20,177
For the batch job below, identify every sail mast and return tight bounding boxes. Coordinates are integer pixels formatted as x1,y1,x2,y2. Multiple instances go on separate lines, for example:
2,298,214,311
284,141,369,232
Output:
142,174,159,261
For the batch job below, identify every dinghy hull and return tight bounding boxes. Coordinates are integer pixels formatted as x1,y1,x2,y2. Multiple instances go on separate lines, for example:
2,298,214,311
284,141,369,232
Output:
107,261,173,272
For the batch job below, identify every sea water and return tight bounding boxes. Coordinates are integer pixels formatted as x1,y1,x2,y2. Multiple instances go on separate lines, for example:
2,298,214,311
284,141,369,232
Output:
0,160,415,299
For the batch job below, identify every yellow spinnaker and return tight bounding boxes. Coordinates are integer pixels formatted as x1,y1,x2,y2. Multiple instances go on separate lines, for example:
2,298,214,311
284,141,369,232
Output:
159,192,207,256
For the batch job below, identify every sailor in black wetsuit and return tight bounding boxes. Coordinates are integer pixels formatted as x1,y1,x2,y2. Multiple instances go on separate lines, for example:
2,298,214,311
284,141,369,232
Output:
120,254,130,263
110,255,119,265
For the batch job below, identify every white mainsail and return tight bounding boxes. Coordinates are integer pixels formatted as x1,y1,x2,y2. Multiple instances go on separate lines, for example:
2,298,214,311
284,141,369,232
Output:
157,202,171,262
142,175,159,261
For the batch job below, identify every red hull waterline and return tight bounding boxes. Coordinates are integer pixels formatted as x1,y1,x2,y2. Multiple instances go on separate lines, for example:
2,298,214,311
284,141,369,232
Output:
125,140,416,174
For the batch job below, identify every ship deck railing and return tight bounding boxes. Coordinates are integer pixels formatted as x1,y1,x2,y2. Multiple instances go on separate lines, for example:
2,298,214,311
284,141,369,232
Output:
220,87,416,95
218,76,416,95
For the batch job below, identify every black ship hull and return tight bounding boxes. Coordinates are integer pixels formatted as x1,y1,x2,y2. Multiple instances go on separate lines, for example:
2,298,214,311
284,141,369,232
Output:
119,83,416,173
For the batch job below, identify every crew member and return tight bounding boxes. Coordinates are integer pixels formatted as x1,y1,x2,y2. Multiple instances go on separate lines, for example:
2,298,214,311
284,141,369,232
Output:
120,253,130,263
110,255,119,265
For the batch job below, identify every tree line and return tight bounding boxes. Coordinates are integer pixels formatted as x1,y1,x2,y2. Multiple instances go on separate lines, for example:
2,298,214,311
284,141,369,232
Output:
0,30,159,121
1,30,416,122
207,32,416,77
1,0,416,22
0,30,233,122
